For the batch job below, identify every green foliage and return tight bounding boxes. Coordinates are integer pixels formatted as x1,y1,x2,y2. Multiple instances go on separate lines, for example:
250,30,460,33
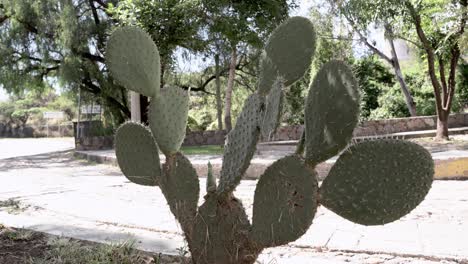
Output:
370,71,464,119
31,237,149,264
353,55,395,120
0,0,130,125
456,63,468,108
0,88,76,126
110,0,206,74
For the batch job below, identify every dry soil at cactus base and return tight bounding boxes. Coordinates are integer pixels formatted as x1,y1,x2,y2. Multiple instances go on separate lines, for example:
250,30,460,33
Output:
1,137,468,264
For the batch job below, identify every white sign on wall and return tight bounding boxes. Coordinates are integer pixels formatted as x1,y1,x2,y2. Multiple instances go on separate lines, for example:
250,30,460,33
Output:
81,105,101,114
43,111,65,119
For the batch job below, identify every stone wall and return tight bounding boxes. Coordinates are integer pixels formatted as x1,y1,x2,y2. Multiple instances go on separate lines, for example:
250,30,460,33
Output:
75,136,114,151
70,113,468,149
269,113,468,141
0,123,73,138
353,113,468,137
184,113,468,144
183,130,227,146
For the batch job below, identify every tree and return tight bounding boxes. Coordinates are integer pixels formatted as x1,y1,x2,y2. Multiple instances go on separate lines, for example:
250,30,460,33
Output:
332,0,419,116
284,5,355,125
353,55,395,120
201,0,294,131
404,0,467,139
0,0,130,125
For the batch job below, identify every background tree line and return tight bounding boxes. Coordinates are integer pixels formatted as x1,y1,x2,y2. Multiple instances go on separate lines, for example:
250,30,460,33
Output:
0,0,466,140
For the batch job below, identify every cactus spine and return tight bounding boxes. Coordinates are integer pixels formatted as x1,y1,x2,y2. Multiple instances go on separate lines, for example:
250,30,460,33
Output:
108,16,434,264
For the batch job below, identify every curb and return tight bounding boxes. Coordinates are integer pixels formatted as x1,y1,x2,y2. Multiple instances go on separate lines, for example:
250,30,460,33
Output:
74,151,468,181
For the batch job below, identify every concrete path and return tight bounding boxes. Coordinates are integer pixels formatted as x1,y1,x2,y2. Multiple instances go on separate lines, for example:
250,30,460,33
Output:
0,137,74,159
1,139,467,263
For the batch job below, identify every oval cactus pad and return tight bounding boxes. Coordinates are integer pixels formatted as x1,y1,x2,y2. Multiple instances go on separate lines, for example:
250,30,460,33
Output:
115,122,160,186
320,139,434,226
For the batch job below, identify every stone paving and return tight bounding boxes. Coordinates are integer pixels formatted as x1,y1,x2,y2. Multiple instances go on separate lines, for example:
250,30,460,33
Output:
0,139,468,263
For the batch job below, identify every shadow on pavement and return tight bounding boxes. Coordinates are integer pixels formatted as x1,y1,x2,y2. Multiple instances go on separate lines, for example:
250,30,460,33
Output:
0,151,99,172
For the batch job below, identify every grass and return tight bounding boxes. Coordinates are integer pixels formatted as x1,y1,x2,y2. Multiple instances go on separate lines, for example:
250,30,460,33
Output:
31,238,154,264
180,145,224,155
0,225,190,264
0,198,29,214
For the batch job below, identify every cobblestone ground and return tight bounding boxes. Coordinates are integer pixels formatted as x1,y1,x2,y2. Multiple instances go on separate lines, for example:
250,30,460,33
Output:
0,138,467,263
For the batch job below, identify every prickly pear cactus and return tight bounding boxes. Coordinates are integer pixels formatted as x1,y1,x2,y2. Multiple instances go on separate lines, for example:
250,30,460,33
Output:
107,16,434,264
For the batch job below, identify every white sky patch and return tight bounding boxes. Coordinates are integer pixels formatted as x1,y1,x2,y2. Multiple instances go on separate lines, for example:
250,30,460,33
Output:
0,88,9,102
290,0,315,17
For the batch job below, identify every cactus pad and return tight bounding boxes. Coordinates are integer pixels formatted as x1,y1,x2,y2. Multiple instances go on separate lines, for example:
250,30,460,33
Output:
191,196,261,264
319,140,434,226
161,153,200,226
252,155,318,247
261,78,284,141
257,52,278,95
149,86,189,156
305,60,360,164
217,94,263,194
106,26,160,97
115,122,160,186
265,16,316,86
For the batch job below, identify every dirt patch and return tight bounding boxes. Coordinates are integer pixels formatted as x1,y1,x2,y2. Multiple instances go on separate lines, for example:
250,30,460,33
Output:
0,225,190,264
0,225,49,264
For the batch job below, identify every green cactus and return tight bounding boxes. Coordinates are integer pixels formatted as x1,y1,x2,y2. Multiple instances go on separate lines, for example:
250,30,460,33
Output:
114,122,160,186
319,139,434,225
252,155,318,247
260,77,284,141
149,86,189,156
305,60,360,165
106,26,160,97
217,93,263,194
107,17,434,264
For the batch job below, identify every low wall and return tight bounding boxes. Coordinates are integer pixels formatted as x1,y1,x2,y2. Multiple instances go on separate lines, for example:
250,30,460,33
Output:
75,136,114,151
182,130,227,146
0,123,73,138
354,113,468,137
269,113,468,141
183,113,468,144
72,113,468,149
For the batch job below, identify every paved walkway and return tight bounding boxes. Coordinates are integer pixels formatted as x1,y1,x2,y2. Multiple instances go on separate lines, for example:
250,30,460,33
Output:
0,139,467,263
0,137,74,159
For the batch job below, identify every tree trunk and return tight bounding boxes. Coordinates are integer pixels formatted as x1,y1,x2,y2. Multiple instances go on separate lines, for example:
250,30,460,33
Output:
385,24,417,116
215,53,223,131
130,92,141,122
140,94,149,125
436,110,449,140
224,47,237,132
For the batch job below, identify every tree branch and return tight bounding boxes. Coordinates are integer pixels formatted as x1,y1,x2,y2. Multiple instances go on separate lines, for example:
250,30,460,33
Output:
445,0,467,111
340,9,393,64
179,56,249,95
405,1,444,115
81,52,105,63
